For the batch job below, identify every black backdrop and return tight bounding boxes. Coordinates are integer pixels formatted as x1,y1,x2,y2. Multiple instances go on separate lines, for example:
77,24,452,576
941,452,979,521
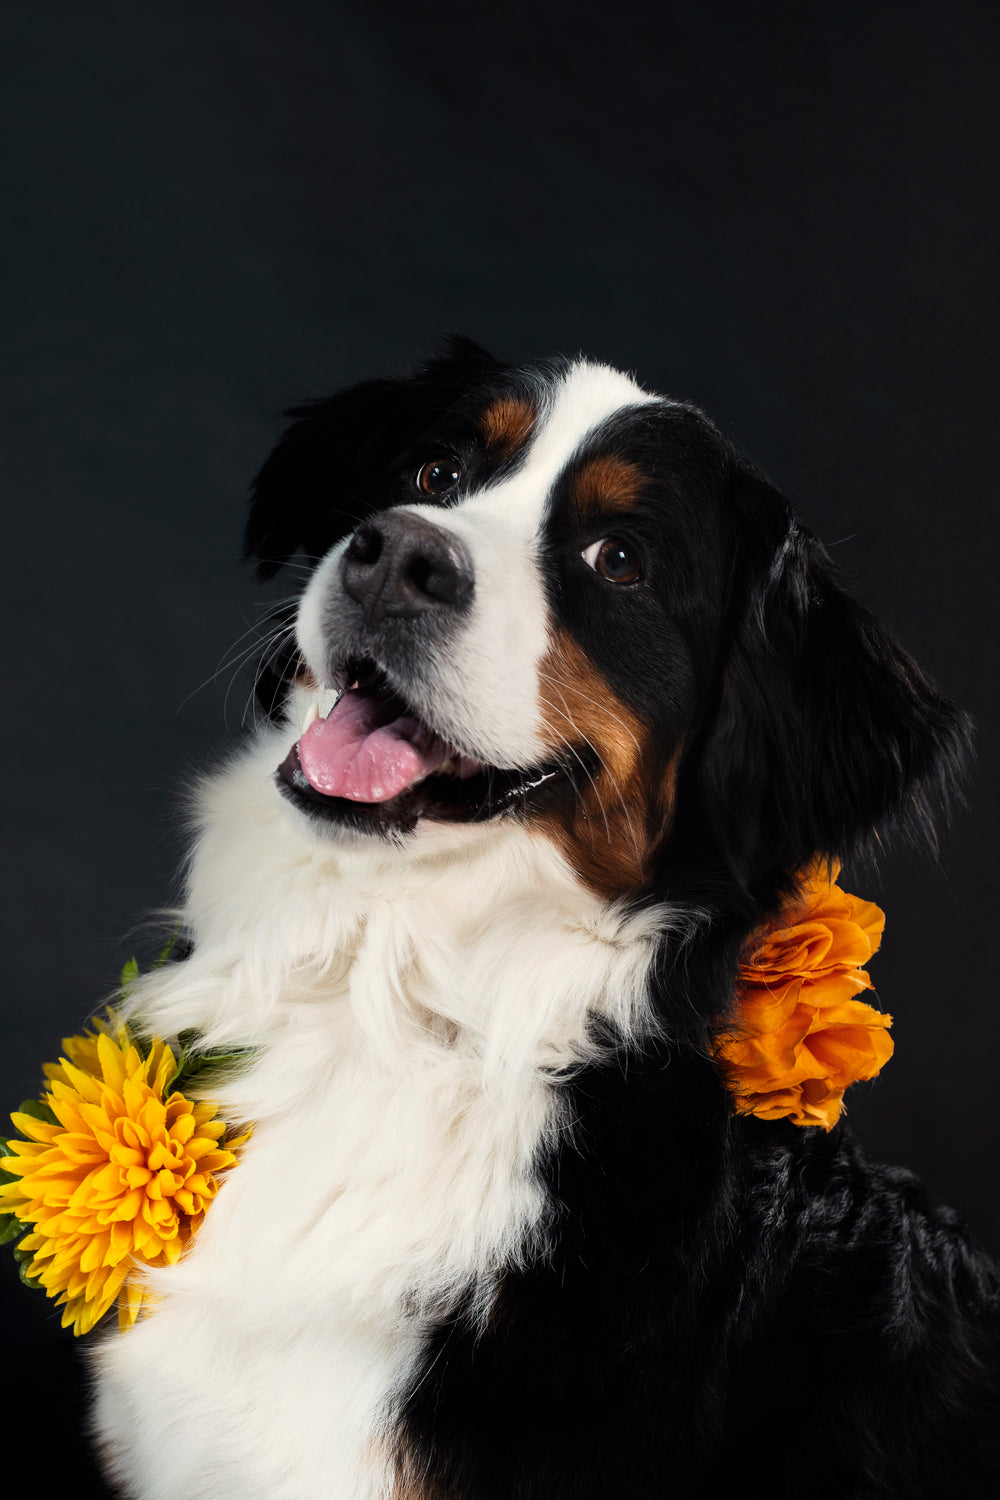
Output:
2,1,998,1488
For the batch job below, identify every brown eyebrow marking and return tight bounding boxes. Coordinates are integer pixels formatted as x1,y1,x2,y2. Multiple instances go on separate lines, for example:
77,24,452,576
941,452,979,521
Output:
477,395,537,459
566,455,646,524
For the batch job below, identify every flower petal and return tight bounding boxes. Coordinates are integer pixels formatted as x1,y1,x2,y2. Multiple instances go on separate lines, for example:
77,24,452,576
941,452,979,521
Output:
720,871,890,1131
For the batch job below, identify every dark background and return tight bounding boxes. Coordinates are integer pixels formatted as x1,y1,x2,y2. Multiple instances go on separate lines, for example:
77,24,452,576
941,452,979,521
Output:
2,1,997,1488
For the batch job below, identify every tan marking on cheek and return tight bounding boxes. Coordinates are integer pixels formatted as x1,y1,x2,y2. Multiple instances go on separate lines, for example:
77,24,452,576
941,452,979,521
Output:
569,455,646,524
478,395,537,458
535,629,679,899
295,664,318,690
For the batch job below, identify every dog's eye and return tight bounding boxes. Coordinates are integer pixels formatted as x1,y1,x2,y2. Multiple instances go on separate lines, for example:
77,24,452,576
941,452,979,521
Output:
416,459,461,496
581,537,643,584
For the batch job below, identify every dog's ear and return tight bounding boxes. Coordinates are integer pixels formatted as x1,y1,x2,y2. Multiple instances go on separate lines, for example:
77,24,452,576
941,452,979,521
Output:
244,336,502,579
697,468,972,891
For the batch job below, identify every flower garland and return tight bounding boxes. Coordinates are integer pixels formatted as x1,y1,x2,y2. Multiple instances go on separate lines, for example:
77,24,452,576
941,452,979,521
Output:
0,950,248,1336
717,860,892,1130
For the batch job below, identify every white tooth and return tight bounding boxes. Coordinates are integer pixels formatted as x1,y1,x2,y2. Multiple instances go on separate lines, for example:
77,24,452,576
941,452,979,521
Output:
301,701,320,735
439,758,455,776
317,686,345,718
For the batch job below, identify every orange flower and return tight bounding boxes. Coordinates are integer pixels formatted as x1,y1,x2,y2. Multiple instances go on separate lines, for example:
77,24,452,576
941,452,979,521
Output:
717,861,892,1130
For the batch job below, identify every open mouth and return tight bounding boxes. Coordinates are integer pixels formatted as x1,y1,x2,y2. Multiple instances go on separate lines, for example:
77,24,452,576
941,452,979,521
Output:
276,659,567,833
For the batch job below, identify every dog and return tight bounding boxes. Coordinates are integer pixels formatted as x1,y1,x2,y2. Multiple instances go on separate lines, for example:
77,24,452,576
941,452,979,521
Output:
91,339,1000,1498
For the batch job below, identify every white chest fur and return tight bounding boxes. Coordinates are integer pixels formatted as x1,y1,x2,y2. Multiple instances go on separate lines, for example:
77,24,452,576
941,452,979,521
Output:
90,739,668,1499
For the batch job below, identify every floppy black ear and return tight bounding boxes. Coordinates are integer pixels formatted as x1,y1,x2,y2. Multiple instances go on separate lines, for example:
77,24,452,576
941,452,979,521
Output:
698,470,972,892
244,335,503,579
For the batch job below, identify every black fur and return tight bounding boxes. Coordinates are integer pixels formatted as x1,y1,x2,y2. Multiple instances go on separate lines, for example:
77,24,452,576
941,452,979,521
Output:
247,346,999,1498
401,1059,1000,1498
246,336,514,581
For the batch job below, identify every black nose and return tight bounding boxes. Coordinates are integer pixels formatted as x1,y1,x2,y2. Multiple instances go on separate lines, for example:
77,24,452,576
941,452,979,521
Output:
341,511,474,623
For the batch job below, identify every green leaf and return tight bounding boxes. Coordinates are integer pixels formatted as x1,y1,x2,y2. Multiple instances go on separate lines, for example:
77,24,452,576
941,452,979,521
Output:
165,1038,192,1096
17,1258,43,1292
118,930,179,1006
152,930,180,969
12,1235,44,1289
16,1099,59,1128
172,1046,256,1095
0,1214,26,1246
119,955,140,1000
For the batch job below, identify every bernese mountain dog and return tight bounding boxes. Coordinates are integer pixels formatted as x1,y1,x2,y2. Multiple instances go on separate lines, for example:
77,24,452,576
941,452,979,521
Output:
92,339,1000,1498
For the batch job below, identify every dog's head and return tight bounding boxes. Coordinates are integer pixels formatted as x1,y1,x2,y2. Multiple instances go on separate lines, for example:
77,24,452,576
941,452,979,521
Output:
246,339,969,908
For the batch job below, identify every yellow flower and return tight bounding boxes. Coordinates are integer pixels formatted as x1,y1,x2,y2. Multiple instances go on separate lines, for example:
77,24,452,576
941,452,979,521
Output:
717,861,893,1130
0,1025,239,1335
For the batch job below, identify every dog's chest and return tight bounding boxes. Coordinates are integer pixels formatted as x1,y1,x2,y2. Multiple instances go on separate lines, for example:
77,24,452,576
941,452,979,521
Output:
94,1022,553,1499
91,918,595,1497
190,989,559,1318
90,825,665,1498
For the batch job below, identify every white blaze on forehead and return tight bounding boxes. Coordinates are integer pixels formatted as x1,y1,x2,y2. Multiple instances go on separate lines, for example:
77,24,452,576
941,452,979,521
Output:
488,359,656,527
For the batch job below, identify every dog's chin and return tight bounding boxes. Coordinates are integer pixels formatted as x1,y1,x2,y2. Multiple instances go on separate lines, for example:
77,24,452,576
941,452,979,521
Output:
275,661,570,840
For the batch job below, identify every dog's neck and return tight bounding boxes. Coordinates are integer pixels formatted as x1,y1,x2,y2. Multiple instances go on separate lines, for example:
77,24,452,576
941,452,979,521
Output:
127,732,675,1073
110,736,680,1333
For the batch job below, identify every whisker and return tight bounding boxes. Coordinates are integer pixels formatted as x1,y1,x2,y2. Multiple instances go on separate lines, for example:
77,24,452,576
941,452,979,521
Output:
537,672,648,866
175,604,300,717
538,710,615,848
196,609,300,732
538,687,642,859
538,676,646,871
238,622,299,732
536,667,644,759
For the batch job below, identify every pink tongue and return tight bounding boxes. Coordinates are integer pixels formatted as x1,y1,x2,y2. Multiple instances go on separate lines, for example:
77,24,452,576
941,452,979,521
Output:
298,688,450,803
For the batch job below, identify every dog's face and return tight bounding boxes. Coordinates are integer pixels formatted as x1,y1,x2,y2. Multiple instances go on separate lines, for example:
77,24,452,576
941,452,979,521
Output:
271,358,721,894
247,340,967,904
